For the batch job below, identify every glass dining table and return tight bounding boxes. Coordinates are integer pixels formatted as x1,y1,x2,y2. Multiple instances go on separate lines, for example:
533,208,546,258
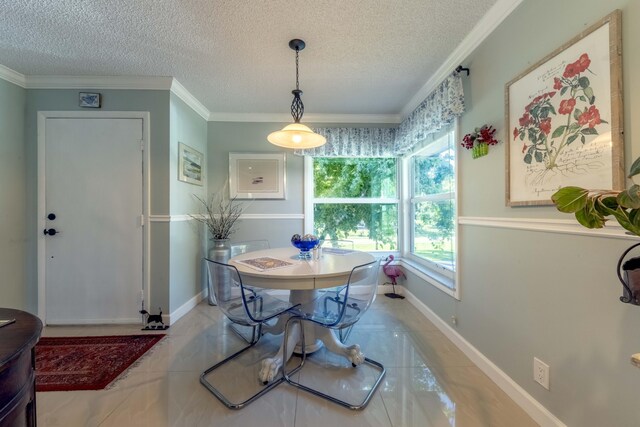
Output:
228,246,376,383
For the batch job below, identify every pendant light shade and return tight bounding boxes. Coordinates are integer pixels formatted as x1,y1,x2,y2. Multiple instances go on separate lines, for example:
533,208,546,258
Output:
267,39,326,149
268,123,326,149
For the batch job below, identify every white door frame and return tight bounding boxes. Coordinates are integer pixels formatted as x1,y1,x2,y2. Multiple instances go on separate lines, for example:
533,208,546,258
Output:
37,111,151,323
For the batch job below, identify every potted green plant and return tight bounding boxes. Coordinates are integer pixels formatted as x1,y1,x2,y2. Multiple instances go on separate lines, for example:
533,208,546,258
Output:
551,157,640,235
551,156,640,304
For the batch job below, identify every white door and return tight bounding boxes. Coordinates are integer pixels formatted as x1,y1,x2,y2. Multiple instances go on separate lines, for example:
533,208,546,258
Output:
44,118,143,324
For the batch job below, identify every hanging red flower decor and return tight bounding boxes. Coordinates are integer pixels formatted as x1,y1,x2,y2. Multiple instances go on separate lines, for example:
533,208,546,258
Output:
461,125,500,159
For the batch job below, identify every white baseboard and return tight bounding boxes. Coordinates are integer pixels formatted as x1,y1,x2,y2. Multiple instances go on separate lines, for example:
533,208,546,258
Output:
46,317,141,325
403,287,566,427
167,289,207,325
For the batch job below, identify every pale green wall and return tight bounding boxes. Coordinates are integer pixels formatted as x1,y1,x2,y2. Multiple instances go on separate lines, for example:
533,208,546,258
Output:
207,122,305,246
404,0,640,425
24,89,171,313
0,79,26,309
169,93,208,312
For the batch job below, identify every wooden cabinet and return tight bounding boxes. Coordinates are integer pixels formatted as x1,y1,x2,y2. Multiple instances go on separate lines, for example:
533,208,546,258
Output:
0,309,42,427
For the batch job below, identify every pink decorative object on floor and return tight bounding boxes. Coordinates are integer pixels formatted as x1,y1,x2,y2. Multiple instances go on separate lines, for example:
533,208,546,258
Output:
382,255,406,299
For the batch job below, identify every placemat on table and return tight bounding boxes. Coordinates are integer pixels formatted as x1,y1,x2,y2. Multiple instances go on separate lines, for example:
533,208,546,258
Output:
238,257,294,271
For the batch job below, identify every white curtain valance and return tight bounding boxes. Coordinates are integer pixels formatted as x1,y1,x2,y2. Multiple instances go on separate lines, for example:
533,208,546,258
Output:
294,72,465,157
394,72,465,155
293,127,397,158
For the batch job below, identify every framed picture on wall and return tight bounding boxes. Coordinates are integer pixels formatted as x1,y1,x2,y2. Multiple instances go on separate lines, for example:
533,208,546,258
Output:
229,152,286,199
505,10,623,206
178,142,204,186
79,92,101,108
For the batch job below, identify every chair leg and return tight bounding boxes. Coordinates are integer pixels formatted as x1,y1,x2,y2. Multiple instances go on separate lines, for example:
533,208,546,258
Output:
229,294,264,344
282,316,306,381
200,329,282,410
229,323,260,344
282,317,386,411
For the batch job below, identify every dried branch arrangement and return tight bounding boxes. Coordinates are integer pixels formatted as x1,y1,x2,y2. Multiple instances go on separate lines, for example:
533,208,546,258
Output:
191,194,243,240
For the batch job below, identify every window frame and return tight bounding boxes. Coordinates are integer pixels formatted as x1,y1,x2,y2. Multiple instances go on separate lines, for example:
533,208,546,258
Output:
303,156,401,255
401,124,460,298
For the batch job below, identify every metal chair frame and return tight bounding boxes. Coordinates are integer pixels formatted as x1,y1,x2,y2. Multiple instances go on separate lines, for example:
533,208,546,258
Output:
226,240,271,343
281,261,386,410
200,259,297,409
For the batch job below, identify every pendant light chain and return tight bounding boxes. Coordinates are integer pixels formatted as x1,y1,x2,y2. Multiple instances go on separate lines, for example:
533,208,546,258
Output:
295,48,300,91
290,44,304,123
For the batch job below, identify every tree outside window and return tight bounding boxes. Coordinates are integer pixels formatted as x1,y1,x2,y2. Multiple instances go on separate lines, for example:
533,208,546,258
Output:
312,157,398,251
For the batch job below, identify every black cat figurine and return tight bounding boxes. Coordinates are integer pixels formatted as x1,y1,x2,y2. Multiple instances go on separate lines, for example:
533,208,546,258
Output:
140,308,166,329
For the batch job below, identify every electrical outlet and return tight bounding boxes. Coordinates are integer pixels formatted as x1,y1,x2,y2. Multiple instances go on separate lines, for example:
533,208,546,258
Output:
533,357,550,390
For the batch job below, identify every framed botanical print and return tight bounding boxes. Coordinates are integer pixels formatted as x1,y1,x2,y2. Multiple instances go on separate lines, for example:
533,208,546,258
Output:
505,10,623,206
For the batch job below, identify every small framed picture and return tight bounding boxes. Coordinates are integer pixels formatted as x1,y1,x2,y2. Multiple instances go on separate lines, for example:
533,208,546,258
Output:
178,142,204,186
229,152,286,199
79,92,101,108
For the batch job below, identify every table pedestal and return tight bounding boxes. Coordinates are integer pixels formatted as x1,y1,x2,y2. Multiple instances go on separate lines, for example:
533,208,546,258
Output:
258,290,365,384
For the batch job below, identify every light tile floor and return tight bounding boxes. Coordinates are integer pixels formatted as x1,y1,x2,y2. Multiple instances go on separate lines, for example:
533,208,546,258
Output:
37,298,538,427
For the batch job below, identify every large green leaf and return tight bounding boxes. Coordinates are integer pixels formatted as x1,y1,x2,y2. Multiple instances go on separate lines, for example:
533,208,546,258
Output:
551,187,589,213
629,209,640,229
609,207,640,236
594,196,619,215
575,199,605,228
617,185,640,209
629,156,640,178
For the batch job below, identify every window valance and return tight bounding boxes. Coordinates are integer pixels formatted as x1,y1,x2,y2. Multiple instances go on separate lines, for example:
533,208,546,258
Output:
294,72,465,157
293,127,397,158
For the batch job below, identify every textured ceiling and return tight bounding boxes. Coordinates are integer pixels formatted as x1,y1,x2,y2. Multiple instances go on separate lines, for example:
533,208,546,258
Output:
1,0,499,117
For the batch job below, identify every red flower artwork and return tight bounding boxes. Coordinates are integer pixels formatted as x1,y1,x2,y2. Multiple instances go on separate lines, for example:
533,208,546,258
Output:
558,98,576,115
512,52,607,169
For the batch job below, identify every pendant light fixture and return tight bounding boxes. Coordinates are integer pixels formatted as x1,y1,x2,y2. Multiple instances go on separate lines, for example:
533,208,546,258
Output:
267,39,326,149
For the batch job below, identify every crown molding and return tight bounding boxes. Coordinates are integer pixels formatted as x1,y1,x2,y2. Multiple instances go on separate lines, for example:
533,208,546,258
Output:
25,74,173,90
170,79,210,121
208,112,402,124
0,64,27,88
400,0,525,119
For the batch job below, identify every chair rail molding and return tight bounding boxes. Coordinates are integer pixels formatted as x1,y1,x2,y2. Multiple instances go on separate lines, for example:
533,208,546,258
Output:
149,213,304,222
458,216,637,240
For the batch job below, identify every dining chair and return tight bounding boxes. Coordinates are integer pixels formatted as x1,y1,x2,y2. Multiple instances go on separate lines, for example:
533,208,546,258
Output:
281,260,386,410
318,239,356,342
225,239,271,342
200,258,298,409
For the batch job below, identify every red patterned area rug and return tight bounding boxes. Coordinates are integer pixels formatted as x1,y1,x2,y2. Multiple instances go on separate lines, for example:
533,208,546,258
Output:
35,334,165,392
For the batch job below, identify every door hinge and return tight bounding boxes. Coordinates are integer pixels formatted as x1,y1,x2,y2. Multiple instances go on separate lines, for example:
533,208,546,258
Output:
138,215,145,226
140,140,144,151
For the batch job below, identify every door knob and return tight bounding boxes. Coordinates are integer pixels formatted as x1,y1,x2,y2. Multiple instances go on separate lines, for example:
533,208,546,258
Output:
47,213,56,220
43,228,59,236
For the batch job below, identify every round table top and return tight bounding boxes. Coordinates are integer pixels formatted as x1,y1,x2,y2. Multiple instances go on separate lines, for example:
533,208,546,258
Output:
0,308,42,367
229,247,376,290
